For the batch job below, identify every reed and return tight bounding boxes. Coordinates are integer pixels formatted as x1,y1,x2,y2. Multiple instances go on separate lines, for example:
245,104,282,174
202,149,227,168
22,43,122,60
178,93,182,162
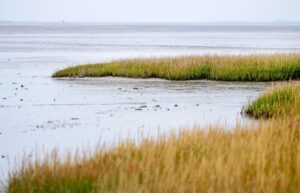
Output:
245,83,300,118
53,54,300,81
8,118,300,193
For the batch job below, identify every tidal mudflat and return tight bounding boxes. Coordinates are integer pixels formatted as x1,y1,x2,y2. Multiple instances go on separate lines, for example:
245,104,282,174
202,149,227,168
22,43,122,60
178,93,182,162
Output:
0,76,272,178
1,22,300,183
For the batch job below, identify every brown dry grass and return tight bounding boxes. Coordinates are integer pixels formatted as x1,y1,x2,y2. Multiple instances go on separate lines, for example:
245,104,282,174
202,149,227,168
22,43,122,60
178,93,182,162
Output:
8,118,300,193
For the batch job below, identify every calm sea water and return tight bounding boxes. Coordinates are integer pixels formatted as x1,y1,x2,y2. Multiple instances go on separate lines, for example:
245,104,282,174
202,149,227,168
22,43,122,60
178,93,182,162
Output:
1,22,300,65
0,22,299,181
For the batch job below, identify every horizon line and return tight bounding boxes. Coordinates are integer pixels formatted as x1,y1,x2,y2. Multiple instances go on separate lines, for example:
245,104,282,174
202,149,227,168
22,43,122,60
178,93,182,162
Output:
0,20,300,26
1,20,300,24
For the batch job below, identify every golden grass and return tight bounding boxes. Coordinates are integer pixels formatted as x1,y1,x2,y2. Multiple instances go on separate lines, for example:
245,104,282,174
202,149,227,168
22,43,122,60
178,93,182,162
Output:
53,54,300,81
245,83,300,118
8,118,300,193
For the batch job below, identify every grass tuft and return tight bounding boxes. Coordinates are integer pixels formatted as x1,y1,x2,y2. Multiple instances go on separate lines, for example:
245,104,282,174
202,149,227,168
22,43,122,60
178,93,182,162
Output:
53,54,300,81
8,118,300,193
245,83,300,118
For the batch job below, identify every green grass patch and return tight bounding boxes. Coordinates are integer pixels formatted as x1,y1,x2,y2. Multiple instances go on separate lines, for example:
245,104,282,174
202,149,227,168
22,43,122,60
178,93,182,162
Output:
244,83,300,118
53,54,300,81
8,119,300,193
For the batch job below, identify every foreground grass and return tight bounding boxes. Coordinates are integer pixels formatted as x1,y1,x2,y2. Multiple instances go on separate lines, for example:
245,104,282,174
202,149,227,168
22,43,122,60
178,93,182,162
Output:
8,118,300,193
245,83,300,118
53,54,300,81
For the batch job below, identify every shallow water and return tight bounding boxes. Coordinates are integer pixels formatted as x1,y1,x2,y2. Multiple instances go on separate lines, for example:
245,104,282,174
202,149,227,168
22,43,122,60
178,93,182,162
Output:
0,22,299,180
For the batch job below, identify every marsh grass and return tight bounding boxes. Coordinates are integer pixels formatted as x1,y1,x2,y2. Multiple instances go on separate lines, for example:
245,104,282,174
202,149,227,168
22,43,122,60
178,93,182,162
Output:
53,54,300,81
245,83,300,118
8,118,300,193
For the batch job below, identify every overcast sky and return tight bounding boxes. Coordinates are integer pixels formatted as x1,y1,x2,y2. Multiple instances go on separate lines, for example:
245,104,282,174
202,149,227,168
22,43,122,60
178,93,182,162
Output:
1,0,300,22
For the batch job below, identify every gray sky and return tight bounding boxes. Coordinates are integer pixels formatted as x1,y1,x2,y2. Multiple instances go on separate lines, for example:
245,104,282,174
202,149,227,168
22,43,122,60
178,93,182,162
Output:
1,0,300,22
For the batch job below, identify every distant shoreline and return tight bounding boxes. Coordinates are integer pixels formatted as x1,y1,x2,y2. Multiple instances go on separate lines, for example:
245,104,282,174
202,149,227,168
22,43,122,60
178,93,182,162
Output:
1,21,300,26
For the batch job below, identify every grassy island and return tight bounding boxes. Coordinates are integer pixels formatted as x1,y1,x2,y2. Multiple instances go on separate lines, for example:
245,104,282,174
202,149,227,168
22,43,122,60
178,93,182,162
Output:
245,83,300,118
8,118,300,193
53,55,300,81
